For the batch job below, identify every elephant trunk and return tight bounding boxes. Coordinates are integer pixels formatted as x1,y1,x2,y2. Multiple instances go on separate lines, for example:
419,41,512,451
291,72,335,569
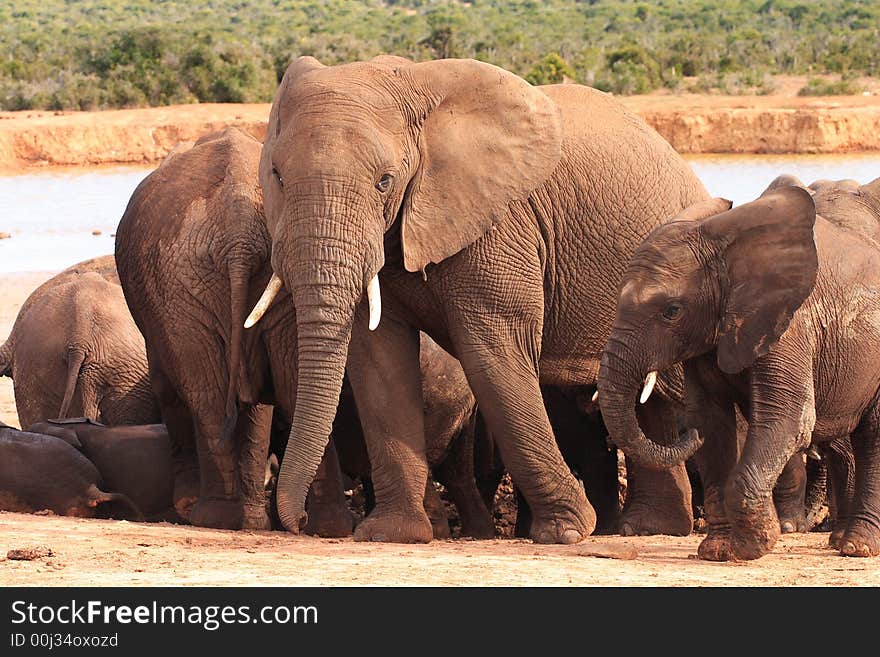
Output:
598,334,702,470
274,194,382,532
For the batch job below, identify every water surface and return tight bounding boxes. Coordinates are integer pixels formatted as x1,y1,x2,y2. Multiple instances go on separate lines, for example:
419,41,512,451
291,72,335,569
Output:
1,155,879,274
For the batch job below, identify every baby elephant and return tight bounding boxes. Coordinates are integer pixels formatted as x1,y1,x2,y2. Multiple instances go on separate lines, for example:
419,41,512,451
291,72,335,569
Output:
0,261,159,428
0,422,142,519
599,186,880,560
26,418,177,522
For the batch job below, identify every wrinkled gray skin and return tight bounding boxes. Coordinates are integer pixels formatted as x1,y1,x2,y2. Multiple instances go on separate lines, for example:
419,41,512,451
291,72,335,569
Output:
26,418,177,522
600,186,880,560
0,422,142,519
760,174,880,540
0,257,158,428
115,128,492,536
258,56,708,543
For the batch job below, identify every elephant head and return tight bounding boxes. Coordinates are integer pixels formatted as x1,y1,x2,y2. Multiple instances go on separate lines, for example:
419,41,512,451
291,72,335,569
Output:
247,56,563,531
597,186,818,469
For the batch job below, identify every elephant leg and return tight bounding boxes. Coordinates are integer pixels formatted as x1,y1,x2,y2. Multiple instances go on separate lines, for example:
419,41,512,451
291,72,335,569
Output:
621,396,693,537
150,363,198,523
433,411,495,539
772,452,808,533
513,486,533,538
473,413,505,515
725,356,815,561
235,403,273,530
345,318,432,543
839,408,880,557
189,411,243,529
453,332,595,544
542,386,619,536
825,436,856,548
684,366,739,562
423,478,452,539
304,437,355,538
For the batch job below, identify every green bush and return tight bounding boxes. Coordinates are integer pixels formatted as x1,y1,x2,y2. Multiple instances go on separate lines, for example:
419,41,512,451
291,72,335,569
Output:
525,53,576,85
0,0,877,110
797,76,865,96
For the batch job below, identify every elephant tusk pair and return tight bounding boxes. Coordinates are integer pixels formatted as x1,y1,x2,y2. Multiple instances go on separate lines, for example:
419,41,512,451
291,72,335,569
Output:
243,272,382,331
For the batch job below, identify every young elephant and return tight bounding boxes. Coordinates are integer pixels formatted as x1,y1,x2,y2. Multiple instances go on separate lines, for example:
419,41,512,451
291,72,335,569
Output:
0,260,159,428
599,186,880,560
0,422,142,519
25,418,177,522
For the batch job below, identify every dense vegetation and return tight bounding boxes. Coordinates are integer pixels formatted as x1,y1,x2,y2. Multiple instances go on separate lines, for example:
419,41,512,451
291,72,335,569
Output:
1,0,877,110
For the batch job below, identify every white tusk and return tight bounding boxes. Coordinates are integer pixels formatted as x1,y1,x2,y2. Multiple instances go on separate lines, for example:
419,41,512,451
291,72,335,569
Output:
591,390,599,403
639,370,657,404
244,273,283,329
367,274,381,331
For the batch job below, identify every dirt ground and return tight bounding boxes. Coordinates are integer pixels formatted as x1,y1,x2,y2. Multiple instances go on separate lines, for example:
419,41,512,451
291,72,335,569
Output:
3,512,879,587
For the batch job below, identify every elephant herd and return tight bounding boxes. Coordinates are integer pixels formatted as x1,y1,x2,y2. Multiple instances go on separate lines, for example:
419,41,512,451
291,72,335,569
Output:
2,55,879,563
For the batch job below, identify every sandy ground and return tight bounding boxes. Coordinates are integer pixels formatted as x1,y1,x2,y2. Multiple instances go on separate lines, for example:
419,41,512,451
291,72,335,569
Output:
2,512,878,587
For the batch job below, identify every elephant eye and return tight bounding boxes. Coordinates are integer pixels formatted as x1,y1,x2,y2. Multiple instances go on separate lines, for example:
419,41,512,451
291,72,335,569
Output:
272,166,284,188
662,301,683,321
376,173,393,193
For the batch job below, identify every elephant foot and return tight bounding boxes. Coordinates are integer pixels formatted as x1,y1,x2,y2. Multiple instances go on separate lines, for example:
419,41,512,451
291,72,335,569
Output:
529,502,595,545
828,528,846,550
304,501,354,538
431,516,452,540
726,489,779,560
172,471,200,523
459,514,496,540
698,532,733,561
838,521,880,557
620,501,693,537
189,498,245,530
353,509,433,544
730,517,780,561
241,503,273,531
778,513,807,534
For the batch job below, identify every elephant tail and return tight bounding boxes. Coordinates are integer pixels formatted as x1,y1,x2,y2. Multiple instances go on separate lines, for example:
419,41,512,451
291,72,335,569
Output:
57,347,87,419
222,262,252,443
0,339,12,377
87,484,145,522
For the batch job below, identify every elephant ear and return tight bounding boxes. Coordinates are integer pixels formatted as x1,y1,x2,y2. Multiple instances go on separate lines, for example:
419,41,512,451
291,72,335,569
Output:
699,186,818,374
667,197,732,223
399,59,563,273
761,174,807,197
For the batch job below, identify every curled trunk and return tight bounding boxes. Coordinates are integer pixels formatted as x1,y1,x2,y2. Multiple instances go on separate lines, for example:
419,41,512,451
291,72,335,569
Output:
598,341,702,470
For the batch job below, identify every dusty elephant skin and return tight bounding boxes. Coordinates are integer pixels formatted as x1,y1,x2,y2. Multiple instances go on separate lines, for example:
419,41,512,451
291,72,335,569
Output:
114,128,493,537
599,185,880,561
0,256,158,428
25,418,178,522
0,422,142,520
254,55,709,544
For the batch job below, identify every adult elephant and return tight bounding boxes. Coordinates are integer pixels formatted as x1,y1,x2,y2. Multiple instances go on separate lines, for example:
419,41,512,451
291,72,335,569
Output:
115,128,492,535
0,257,158,428
248,56,709,543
